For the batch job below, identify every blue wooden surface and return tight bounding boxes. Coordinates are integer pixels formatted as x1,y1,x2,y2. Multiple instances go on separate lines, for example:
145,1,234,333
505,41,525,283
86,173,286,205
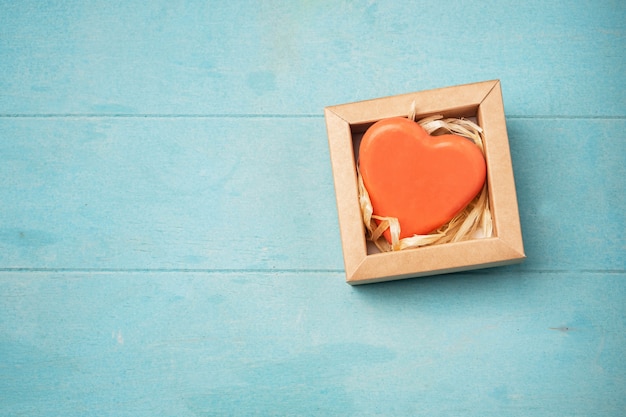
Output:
1,1,624,416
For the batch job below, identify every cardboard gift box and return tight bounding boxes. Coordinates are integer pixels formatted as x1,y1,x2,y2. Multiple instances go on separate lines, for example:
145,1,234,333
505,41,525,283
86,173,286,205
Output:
324,80,525,285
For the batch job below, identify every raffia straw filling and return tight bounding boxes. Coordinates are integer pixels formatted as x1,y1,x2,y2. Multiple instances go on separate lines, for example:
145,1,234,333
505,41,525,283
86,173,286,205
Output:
358,105,493,252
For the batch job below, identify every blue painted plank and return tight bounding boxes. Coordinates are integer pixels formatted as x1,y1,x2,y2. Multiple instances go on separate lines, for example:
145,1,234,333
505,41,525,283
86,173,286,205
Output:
1,118,624,272
0,118,626,271
1,1,624,117
508,118,626,272
1,270,624,416
0,117,343,270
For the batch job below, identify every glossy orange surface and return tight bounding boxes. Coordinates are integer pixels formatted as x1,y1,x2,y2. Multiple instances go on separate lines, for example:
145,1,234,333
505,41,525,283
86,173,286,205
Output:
359,117,486,242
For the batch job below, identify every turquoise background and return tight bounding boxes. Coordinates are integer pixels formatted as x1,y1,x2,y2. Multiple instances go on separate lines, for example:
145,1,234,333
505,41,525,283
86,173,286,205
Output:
1,1,625,415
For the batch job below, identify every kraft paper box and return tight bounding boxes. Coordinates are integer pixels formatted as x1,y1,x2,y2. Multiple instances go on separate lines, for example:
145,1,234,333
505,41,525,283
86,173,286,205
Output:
324,80,525,285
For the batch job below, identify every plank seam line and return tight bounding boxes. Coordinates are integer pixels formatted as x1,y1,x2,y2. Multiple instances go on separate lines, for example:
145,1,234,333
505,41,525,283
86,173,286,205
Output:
507,115,626,120
0,268,346,274
0,114,624,120
0,114,325,119
0,268,623,274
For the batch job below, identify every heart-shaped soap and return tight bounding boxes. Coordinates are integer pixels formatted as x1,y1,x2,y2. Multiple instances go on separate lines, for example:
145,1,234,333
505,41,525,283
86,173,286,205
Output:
359,117,486,243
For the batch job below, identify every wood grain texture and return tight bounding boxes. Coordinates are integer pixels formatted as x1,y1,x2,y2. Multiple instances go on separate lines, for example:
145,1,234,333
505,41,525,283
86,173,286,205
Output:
1,118,623,272
1,1,624,116
0,118,343,270
1,0,625,415
1,271,625,416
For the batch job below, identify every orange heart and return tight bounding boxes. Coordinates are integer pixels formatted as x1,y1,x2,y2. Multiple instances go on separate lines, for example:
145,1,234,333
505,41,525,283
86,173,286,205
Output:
359,117,486,243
